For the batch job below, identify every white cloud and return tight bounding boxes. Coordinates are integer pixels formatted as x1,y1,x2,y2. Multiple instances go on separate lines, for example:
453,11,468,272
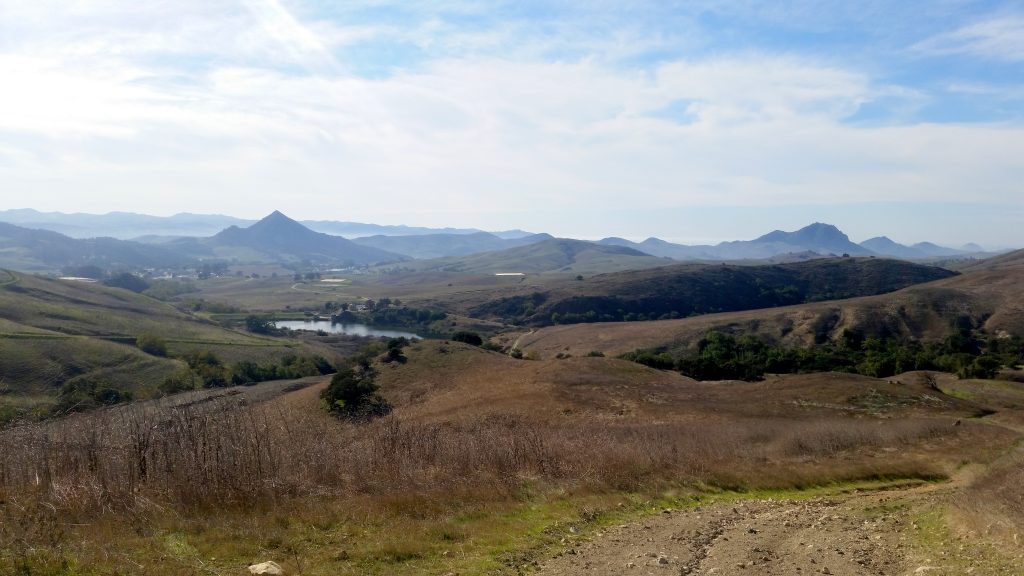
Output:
0,0,1022,242
914,14,1024,61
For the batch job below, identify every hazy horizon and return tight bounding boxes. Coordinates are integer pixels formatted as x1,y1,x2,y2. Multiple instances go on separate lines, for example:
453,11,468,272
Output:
0,205,1012,249
1,1,1022,246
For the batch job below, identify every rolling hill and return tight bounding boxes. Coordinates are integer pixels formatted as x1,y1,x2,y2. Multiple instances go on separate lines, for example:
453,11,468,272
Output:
860,236,930,259
0,269,352,418
379,340,983,423
383,238,670,274
861,236,978,259
510,249,1024,359
0,221,191,272
351,231,553,259
467,257,958,325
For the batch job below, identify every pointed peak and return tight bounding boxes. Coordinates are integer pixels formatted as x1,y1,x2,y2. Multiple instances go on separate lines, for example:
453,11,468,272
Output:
251,211,304,229
798,222,842,233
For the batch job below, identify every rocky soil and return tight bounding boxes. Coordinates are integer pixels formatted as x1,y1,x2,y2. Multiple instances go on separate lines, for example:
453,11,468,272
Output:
536,481,1022,576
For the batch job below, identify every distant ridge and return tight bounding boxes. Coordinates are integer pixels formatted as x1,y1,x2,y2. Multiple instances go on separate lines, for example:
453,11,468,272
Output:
860,236,977,259
469,257,959,326
391,238,667,274
0,208,529,240
860,236,926,259
209,211,404,265
753,223,871,256
0,209,1003,265
0,209,250,239
0,221,189,272
351,232,553,259
602,223,871,261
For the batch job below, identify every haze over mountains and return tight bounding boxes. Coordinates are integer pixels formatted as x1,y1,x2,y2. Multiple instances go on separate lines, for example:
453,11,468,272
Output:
172,210,406,266
599,222,985,262
0,209,530,241
0,221,189,272
351,231,554,260
388,238,669,275
0,209,1005,275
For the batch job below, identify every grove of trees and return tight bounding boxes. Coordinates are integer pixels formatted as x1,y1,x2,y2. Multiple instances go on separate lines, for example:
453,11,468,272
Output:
623,330,1023,382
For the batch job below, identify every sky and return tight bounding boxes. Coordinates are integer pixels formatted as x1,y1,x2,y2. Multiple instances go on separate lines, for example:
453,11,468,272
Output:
0,1,1023,247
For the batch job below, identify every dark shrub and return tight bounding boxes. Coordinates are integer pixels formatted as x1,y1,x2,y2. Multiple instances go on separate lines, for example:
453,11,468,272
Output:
451,331,484,346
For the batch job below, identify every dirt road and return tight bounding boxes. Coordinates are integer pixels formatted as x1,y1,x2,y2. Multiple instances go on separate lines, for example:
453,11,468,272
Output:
536,480,1022,576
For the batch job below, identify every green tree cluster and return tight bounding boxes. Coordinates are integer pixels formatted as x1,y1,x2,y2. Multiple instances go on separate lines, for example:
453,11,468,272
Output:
623,330,1022,382
103,272,150,293
175,351,333,388
321,341,399,419
451,331,484,346
136,333,168,357
366,306,446,327
244,315,275,334
55,380,132,414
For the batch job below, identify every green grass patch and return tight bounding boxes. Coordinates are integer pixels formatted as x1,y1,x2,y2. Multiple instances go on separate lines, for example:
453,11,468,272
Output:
944,388,975,401
65,476,943,576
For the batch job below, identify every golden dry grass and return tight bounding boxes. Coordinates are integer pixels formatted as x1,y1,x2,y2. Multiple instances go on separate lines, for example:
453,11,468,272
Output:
0,341,1018,574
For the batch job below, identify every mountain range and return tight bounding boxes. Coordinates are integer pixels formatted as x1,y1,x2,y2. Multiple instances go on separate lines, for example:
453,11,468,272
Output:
0,210,1003,274
200,210,404,265
390,238,670,275
0,211,408,271
599,222,985,262
351,231,554,260
0,208,532,240
0,221,189,272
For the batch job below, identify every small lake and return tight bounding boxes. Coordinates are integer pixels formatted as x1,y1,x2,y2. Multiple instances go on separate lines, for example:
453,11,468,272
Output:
274,320,420,339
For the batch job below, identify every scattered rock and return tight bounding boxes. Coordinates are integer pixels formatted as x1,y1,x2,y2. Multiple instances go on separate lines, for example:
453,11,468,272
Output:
248,561,284,576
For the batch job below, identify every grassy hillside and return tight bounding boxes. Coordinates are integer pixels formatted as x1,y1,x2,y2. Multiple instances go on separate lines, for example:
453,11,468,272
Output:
1,340,1016,574
381,238,670,274
0,270,358,419
470,257,957,325
377,341,983,424
351,231,552,259
510,252,1024,359
0,221,189,272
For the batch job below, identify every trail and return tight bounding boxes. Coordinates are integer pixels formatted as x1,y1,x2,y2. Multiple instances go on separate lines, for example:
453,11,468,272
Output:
536,471,1019,576
510,329,535,353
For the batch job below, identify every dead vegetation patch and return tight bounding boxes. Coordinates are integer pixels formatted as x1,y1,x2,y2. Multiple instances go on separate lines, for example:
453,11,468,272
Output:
0,341,1017,574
